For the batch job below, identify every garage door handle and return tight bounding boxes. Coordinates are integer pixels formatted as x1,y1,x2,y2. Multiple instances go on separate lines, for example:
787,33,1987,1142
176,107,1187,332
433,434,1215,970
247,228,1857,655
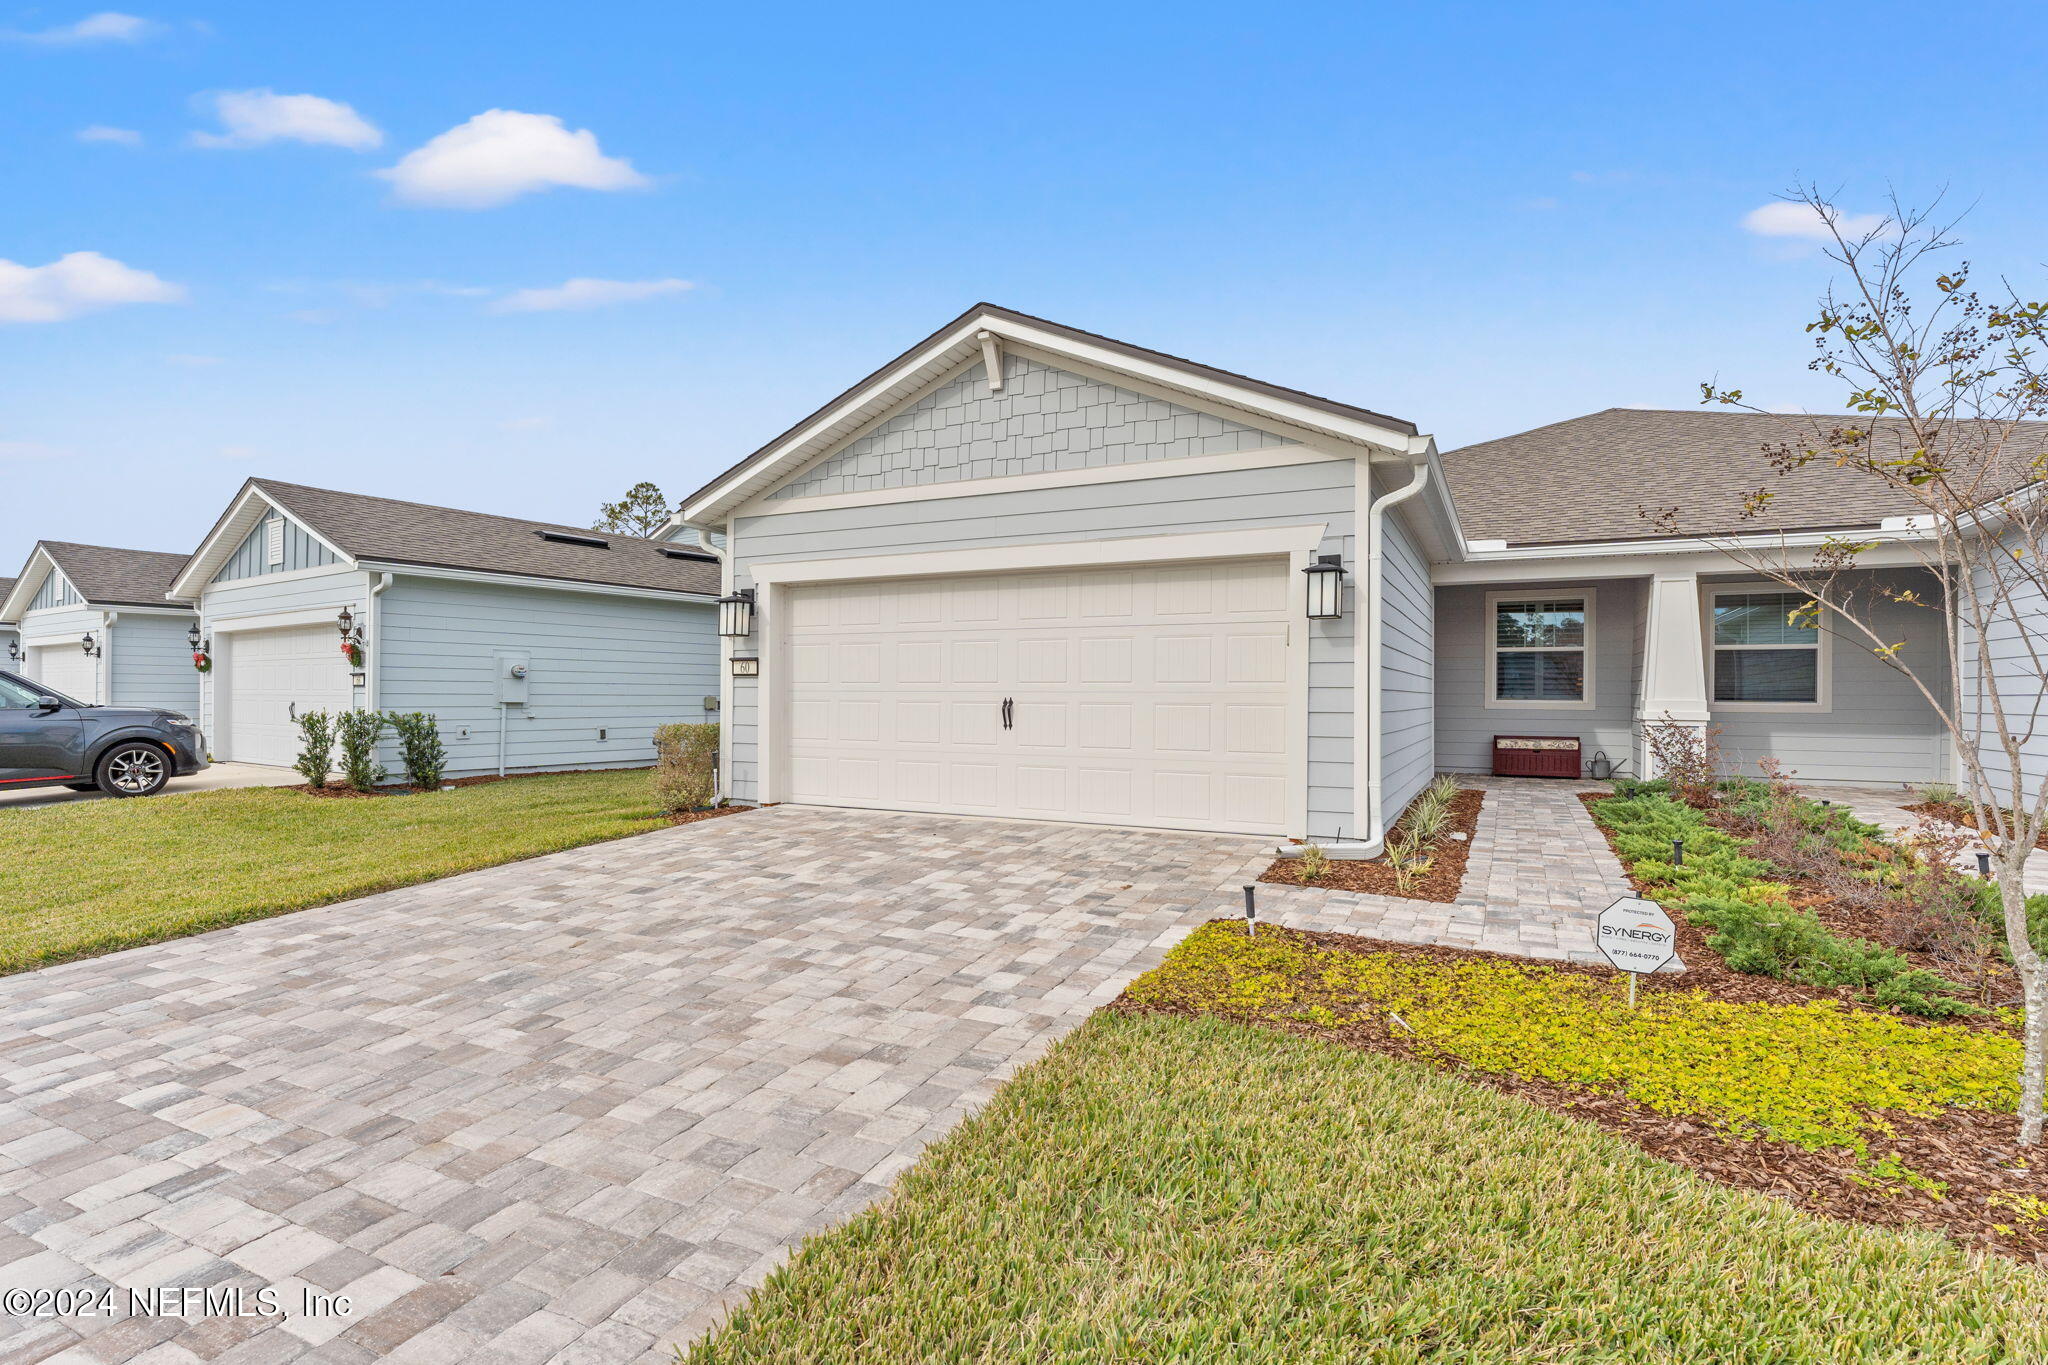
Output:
289,702,296,721
1001,697,1013,730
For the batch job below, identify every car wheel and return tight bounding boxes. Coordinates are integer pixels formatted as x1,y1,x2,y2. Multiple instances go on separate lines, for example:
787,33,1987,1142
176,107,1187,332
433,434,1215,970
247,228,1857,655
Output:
95,743,171,798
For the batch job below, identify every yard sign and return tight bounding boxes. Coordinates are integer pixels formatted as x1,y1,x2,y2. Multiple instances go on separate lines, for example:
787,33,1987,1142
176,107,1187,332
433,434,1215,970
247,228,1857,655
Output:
1595,897,1680,1005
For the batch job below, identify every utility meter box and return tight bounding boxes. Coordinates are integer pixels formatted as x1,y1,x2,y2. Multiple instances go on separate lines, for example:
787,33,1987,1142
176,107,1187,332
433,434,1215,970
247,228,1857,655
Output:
495,651,531,705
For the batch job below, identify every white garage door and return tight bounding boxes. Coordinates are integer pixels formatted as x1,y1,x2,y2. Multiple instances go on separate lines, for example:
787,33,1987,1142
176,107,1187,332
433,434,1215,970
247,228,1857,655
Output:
225,624,356,768
29,645,97,704
784,558,1298,835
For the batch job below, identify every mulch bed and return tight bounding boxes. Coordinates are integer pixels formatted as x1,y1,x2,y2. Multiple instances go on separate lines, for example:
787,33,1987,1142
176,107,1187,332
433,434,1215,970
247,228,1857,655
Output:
1578,792,2021,1016
666,804,749,828
1906,799,2048,852
1259,788,1485,902
1113,922,2048,1265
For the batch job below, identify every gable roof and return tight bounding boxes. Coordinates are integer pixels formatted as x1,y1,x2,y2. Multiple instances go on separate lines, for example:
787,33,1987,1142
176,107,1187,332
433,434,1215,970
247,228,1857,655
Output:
1,542,193,619
1442,408,2048,548
172,479,719,600
676,303,1420,525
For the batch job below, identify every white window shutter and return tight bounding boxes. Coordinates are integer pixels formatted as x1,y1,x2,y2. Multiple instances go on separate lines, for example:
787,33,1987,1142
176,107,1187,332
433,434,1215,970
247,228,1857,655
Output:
265,518,285,568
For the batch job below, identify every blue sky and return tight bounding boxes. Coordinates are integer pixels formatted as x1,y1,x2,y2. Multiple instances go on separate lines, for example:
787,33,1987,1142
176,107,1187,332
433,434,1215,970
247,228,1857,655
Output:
5,1,2044,574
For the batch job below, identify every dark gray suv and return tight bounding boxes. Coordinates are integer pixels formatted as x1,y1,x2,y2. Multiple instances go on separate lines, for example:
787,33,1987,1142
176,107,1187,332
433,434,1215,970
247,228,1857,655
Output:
0,669,209,798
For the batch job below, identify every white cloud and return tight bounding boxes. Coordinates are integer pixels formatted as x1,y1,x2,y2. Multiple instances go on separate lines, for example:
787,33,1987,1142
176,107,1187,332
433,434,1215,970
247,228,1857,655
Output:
1741,201,1891,243
492,277,694,313
3,11,161,44
379,110,648,209
191,90,382,150
77,124,142,145
0,251,184,323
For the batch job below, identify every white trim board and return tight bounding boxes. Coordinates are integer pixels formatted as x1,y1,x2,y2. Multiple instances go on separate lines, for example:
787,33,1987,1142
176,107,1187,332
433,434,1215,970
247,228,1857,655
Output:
208,605,357,635
749,525,1329,588
353,561,719,605
735,445,1342,519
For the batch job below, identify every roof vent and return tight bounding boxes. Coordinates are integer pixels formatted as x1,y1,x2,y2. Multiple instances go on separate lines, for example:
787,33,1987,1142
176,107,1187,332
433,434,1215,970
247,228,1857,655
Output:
658,548,717,562
536,531,609,548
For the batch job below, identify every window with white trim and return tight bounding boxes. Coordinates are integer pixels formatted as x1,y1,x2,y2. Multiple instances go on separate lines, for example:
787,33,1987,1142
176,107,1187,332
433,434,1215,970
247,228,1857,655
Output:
1489,595,1591,704
1711,590,1821,705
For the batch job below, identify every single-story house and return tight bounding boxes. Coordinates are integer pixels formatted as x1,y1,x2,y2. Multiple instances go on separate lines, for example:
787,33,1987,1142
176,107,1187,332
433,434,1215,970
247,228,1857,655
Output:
0,544,199,713
0,579,16,674
665,304,2008,854
169,480,721,776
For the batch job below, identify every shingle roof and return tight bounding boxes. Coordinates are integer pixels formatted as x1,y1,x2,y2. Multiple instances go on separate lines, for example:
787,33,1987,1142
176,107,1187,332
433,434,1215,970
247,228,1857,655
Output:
0,579,14,608
38,544,192,608
248,480,720,597
1441,408,2048,547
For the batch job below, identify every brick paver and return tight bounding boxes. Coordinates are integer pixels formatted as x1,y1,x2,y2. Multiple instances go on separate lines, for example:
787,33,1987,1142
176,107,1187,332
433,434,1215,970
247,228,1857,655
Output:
0,780,1629,1363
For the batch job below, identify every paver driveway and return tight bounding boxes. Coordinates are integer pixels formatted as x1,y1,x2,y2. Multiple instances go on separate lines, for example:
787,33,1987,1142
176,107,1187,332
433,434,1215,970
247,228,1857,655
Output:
0,805,1275,1364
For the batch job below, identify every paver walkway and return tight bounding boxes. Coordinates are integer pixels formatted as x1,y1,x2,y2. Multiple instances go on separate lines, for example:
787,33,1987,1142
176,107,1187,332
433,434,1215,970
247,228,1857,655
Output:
0,780,1631,1364
1825,782,2048,895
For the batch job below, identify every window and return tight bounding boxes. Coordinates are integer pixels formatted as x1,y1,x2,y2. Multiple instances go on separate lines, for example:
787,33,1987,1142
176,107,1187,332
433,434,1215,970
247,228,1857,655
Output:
0,675,40,709
1711,589,1824,707
1488,592,1593,707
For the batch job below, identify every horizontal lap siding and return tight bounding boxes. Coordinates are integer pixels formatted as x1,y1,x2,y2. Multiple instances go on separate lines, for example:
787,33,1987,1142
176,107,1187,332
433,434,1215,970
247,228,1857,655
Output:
1378,508,1435,823
197,566,367,740
1709,569,1948,785
377,577,717,779
109,613,200,714
1965,547,2048,796
728,458,1356,833
1434,580,1641,778
19,606,103,701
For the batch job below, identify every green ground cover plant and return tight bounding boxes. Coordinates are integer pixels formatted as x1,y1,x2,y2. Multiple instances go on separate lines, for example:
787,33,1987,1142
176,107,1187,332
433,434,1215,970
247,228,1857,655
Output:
0,768,674,973
1126,923,2017,1151
685,1012,2048,1365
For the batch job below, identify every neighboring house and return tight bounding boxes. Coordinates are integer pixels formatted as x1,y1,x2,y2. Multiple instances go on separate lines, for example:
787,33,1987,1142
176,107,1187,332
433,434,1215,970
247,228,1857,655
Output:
0,544,199,713
0,579,15,675
169,480,720,776
668,309,2022,853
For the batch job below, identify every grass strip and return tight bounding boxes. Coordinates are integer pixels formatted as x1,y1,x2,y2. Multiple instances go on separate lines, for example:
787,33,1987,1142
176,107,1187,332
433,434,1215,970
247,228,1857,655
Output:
0,768,670,973
687,1012,2048,1364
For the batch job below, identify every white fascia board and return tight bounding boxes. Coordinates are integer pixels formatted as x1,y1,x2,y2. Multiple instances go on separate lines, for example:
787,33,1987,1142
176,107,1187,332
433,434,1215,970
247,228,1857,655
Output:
0,549,58,623
750,524,1326,587
170,485,357,600
681,308,1423,526
1433,533,1937,585
93,604,195,617
353,560,719,605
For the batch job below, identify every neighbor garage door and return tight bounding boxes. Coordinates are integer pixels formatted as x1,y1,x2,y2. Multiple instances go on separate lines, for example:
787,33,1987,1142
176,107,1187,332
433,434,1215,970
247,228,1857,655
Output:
225,623,355,768
784,558,1298,835
29,645,97,705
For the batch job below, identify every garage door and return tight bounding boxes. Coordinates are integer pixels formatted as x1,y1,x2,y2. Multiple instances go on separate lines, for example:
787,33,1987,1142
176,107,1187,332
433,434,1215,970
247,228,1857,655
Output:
784,558,1298,835
225,624,356,768
29,645,97,704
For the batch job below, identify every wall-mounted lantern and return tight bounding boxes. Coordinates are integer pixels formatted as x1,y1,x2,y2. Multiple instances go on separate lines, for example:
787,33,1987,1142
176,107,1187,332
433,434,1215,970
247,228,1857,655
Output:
187,622,213,674
718,588,756,638
1302,554,1346,619
337,605,365,669
5,639,17,664
80,631,102,658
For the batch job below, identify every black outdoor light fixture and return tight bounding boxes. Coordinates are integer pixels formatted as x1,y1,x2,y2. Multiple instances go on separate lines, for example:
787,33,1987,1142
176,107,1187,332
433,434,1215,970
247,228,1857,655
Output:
4,639,17,664
1302,554,1345,619
80,631,101,658
718,588,756,638
336,605,356,641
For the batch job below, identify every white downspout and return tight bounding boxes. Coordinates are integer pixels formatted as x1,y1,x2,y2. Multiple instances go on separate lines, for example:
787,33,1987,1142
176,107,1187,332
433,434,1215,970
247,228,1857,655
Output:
101,611,117,706
1361,439,1435,853
365,573,392,713
678,522,732,805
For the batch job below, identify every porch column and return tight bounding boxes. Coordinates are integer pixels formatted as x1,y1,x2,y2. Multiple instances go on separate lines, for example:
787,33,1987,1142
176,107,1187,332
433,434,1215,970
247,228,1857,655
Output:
1635,571,1710,778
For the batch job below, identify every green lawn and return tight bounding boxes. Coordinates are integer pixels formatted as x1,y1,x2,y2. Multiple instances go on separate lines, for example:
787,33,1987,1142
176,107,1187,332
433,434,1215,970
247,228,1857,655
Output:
0,769,673,973
686,1013,2048,1365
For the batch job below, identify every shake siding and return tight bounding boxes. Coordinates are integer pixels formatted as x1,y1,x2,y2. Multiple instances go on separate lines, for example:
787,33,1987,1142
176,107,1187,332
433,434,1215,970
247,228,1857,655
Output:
1433,580,1643,777
108,613,200,714
1706,569,1948,785
213,513,339,581
726,457,1358,833
1378,508,1435,822
376,577,717,779
196,565,368,739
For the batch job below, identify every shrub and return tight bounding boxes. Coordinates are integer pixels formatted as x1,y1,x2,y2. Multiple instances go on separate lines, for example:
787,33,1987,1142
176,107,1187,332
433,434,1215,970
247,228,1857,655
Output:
1638,715,1722,808
333,709,388,793
1917,781,1961,807
387,711,447,790
653,721,719,813
1589,790,1980,1017
1297,844,1330,883
293,709,337,787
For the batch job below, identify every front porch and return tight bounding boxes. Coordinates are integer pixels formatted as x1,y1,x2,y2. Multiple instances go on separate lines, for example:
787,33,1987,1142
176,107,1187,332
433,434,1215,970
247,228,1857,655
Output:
1432,566,1952,787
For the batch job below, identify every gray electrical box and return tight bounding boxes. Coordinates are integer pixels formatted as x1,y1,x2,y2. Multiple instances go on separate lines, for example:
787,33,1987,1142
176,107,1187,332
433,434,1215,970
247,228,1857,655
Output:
703,695,720,713
494,651,531,705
